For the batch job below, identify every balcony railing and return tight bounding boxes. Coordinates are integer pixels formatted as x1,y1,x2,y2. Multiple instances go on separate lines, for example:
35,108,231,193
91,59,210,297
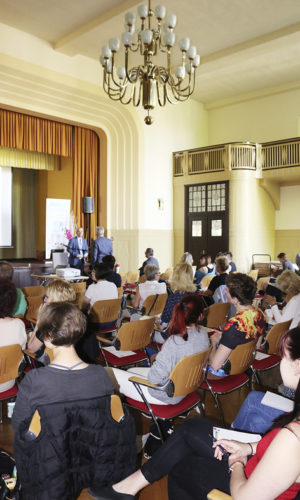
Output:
262,140,300,170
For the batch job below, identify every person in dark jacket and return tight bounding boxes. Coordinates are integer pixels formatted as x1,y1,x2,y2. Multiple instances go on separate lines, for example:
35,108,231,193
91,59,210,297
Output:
102,254,122,288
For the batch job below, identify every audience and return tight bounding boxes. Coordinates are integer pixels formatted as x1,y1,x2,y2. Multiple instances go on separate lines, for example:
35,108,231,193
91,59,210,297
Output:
194,254,216,285
0,261,27,317
82,263,118,311
110,327,300,500
27,279,76,363
207,273,265,377
108,294,210,406
265,270,300,328
277,252,295,272
139,248,159,277
0,278,26,392
102,255,122,288
226,251,237,272
132,264,166,310
200,255,229,304
179,252,194,267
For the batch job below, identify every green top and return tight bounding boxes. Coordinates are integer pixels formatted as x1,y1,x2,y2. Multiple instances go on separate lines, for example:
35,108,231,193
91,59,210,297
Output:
12,288,27,317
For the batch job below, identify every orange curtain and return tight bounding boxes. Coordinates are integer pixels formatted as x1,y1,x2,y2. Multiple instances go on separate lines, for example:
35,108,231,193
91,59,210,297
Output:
0,109,72,157
73,127,99,243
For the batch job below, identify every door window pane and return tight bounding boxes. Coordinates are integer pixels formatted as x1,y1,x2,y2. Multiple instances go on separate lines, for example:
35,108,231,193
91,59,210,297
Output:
211,219,222,237
207,183,225,212
188,186,206,212
192,220,202,237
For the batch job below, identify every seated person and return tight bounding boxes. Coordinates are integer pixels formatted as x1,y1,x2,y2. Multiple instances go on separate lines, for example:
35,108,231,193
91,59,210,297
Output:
179,252,194,267
102,255,122,288
194,254,209,285
0,278,27,392
101,327,300,500
82,263,118,311
27,279,76,363
265,270,300,328
12,302,136,499
200,255,229,304
206,254,216,274
226,251,237,272
132,264,166,310
277,252,295,272
0,261,27,317
139,248,159,277
208,273,265,377
107,295,210,406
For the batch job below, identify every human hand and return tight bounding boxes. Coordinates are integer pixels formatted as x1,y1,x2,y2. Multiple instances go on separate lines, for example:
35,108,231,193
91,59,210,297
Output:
76,254,81,259
213,439,250,463
265,294,276,306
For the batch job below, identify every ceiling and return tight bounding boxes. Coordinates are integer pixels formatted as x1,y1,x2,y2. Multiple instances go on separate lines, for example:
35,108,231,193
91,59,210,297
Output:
1,0,300,104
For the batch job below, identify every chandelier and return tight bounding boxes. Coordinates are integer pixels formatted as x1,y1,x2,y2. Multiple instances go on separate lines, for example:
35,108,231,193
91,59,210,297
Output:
100,1,200,125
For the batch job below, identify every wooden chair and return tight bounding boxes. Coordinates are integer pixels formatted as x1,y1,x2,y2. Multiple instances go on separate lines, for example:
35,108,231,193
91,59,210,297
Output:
125,270,140,284
160,267,173,281
117,287,124,299
248,269,258,281
22,285,44,297
70,282,86,293
257,276,270,292
201,339,257,425
90,298,122,336
201,275,214,289
139,275,147,284
205,302,230,329
252,319,292,384
23,347,54,368
127,348,211,441
120,273,126,286
142,293,168,316
0,344,24,423
25,295,43,325
207,490,231,499
97,316,155,367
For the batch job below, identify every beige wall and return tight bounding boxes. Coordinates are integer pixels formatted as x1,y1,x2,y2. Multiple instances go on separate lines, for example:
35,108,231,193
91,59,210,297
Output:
275,185,300,261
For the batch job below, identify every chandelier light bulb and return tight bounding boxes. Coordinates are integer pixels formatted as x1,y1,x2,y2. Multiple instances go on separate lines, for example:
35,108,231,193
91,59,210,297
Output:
179,37,190,52
141,29,153,45
192,54,200,67
162,22,169,34
122,32,133,46
185,62,194,74
187,45,197,60
174,65,185,79
117,66,126,79
125,11,136,26
109,38,120,52
166,14,177,28
138,4,148,19
106,60,112,73
155,5,166,20
164,31,175,47
99,55,105,66
102,45,112,59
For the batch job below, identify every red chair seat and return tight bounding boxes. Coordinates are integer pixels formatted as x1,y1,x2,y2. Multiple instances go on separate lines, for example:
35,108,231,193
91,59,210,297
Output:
148,342,162,351
0,384,18,400
98,349,147,367
125,391,200,418
93,325,118,334
201,373,249,393
252,353,280,370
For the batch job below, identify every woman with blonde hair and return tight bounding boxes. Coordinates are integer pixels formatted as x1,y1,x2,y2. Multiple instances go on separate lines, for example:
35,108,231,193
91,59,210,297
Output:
179,252,194,267
266,270,300,328
27,279,76,362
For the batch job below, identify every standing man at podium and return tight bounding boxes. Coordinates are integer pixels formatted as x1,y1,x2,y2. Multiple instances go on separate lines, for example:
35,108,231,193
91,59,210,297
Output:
92,226,113,263
67,227,89,272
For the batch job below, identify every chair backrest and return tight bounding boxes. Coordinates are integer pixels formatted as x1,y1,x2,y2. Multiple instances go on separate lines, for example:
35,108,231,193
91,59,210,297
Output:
139,274,147,284
125,270,140,284
201,275,214,289
70,282,86,293
169,348,211,398
74,291,85,309
265,319,292,355
257,276,270,291
119,273,126,286
25,295,43,323
206,302,230,329
213,284,227,304
142,293,168,316
226,338,257,376
161,267,173,281
116,316,155,350
0,344,23,384
44,347,54,363
248,269,258,281
117,287,124,299
89,298,121,324
22,285,44,297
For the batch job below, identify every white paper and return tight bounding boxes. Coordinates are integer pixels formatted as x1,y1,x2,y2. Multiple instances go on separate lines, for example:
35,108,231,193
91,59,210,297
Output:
261,391,294,412
103,346,136,358
255,351,271,360
213,426,261,443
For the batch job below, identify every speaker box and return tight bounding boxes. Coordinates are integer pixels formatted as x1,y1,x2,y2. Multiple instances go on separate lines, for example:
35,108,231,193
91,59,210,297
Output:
83,196,94,214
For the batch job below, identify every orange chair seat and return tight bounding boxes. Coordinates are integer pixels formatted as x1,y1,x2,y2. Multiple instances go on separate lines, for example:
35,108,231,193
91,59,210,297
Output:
201,373,249,393
125,391,200,419
98,349,147,367
0,384,18,400
252,351,281,370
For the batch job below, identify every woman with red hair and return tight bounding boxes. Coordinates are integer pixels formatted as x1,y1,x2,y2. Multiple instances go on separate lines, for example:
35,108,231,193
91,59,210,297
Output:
107,294,210,405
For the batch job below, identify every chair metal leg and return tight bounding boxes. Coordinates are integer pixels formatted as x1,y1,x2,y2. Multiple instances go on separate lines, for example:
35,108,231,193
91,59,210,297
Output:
0,401,3,424
133,382,165,442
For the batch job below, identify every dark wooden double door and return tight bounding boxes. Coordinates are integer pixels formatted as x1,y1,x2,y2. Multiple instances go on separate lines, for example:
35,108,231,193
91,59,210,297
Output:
184,181,229,262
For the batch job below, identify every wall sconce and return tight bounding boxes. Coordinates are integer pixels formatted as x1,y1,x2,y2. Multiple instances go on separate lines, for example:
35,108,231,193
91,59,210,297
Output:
158,198,164,210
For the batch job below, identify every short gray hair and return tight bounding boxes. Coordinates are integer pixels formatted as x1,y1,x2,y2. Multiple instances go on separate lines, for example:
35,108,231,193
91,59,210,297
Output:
144,264,159,281
96,226,104,237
